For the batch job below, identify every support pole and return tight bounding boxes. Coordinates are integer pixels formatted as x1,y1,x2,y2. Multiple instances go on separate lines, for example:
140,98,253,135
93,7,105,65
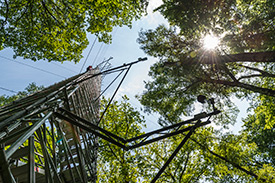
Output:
0,145,15,183
151,120,202,183
64,88,88,182
37,129,62,183
28,135,35,183
6,112,53,159
56,122,82,182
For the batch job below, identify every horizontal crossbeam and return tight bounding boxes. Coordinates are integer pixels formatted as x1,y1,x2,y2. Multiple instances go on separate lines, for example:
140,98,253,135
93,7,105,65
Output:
55,108,220,150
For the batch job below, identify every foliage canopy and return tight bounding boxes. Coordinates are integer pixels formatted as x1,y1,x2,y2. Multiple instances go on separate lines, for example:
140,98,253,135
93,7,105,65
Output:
97,96,147,182
135,0,275,182
0,0,148,62
137,0,275,126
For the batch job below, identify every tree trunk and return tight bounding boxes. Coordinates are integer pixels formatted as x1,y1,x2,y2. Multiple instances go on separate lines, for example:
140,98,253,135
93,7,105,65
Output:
164,51,275,66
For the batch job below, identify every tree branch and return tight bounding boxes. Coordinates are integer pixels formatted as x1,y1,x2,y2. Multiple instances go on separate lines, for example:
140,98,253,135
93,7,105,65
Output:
49,0,63,17
238,64,275,77
176,80,200,94
199,77,275,97
41,0,61,25
238,74,268,81
106,144,119,160
12,1,30,28
190,137,263,181
204,51,275,64
1,0,9,32
178,151,190,182
220,62,238,83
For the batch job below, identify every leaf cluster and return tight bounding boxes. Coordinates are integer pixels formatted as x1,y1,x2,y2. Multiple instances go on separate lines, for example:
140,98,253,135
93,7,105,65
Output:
0,82,43,106
97,96,147,182
0,0,148,62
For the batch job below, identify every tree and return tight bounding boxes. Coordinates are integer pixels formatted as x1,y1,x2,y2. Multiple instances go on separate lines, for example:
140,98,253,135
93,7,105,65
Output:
242,95,275,165
155,0,275,52
137,0,275,125
0,82,44,106
2,86,274,182
0,0,148,62
96,96,265,182
97,96,148,182
135,0,275,182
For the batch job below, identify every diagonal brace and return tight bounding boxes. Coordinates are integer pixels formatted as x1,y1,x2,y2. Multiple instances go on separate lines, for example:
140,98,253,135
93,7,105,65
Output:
151,120,202,183
54,112,128,150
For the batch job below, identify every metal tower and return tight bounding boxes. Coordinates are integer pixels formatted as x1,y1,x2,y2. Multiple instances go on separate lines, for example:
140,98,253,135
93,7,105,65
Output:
0,58,220,183
0,66,101,183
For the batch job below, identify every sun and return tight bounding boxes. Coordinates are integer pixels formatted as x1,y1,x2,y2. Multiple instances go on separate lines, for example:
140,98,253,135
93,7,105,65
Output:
203,34,220,50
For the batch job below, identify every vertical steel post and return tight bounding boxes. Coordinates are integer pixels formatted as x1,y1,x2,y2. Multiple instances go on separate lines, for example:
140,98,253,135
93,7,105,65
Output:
0,145,15,183
72,131,88,182
61,140,76,182
57,122,76,182
37,128,62,183
28,135,35,183
41,123,52,183
50,118,57,167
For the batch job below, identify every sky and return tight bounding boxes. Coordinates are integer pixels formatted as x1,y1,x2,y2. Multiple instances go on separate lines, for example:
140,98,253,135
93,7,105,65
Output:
0,0,248,133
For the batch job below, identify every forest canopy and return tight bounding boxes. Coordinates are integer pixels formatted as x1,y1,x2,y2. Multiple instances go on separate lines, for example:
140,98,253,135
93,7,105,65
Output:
137,0,275,126
0,0,275,182
0,0,148,62
135,0,275,182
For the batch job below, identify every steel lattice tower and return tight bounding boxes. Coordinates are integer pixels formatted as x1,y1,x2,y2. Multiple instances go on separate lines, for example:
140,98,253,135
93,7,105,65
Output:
0,58,220,183
0,67,101,183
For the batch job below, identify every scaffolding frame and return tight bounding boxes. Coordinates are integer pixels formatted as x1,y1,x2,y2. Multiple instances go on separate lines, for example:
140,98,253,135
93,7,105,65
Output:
0,57,221,183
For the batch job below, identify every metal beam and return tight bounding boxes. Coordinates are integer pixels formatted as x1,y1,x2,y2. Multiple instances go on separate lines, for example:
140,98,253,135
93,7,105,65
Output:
58,108,127,143
127,110,220,143
37,129,62,183
28,135,35,183
129,121,211,149
54,112,127,150
6,112,53,159
74,57,147,85
0,145,15,183
0,126,32,144
56,122,82,182
151,120,202,183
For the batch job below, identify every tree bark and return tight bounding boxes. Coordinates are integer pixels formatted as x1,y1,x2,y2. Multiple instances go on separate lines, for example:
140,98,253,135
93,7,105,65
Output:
217,51,275,63
164,51,275,66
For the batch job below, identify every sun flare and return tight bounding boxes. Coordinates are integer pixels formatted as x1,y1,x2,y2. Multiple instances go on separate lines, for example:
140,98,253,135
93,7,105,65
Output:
203,34,220,50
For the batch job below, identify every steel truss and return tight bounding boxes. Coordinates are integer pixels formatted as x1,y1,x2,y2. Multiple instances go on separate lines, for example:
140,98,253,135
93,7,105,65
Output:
0,57,220,183
56,106,220,183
